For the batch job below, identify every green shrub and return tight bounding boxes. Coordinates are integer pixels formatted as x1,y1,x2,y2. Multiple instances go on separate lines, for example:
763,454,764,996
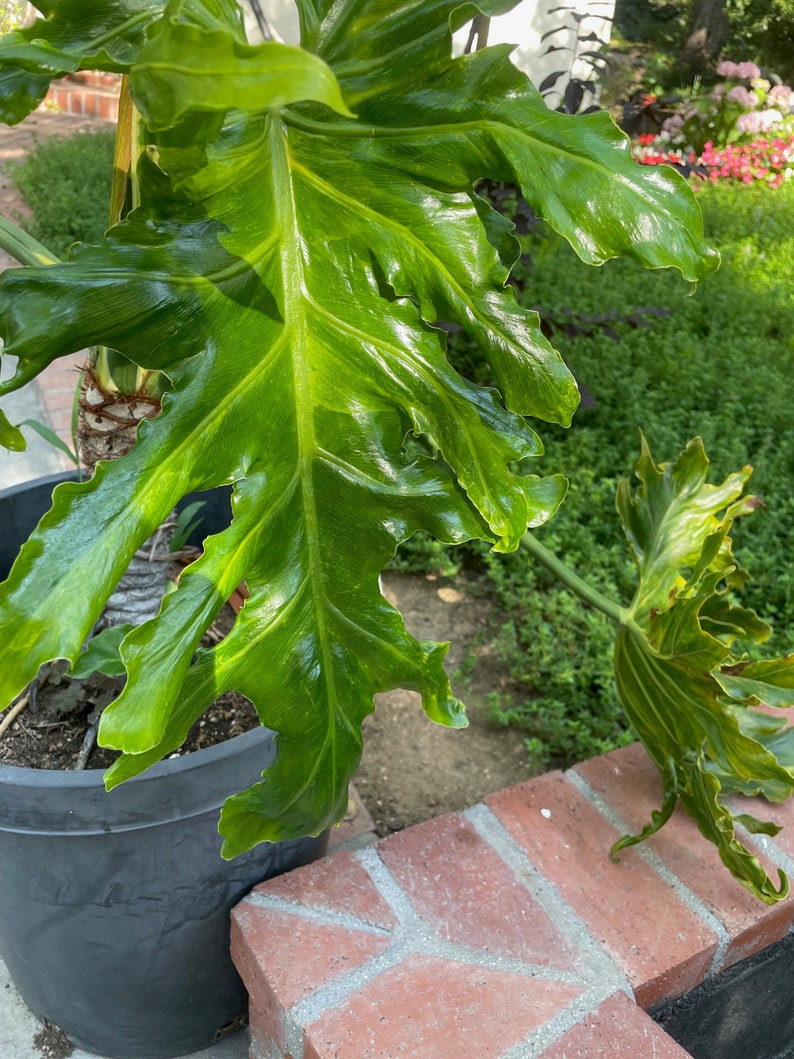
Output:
397,178,794,768
11,128,115,258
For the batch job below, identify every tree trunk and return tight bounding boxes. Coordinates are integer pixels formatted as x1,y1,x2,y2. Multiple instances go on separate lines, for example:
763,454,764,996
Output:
675,0,727,78
78,364,175,630
78,363,161,475
74,81,177,634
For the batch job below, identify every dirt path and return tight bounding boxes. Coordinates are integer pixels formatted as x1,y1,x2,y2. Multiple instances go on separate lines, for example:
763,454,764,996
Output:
355,571,536,835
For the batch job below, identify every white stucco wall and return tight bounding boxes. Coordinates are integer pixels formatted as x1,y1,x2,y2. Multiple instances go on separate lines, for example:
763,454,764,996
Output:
243,0,300,44
451,1,615,109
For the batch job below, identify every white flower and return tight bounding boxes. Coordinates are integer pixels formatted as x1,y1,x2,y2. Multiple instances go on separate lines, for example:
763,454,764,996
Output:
759,109,784,130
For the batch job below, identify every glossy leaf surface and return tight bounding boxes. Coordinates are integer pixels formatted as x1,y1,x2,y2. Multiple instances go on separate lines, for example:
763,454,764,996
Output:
0,1,718,855
613,437,794,903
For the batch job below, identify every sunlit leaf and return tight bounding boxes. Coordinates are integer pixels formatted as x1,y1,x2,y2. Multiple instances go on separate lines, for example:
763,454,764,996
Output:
613,437,794,903
0,407,24,451
0,1,719,855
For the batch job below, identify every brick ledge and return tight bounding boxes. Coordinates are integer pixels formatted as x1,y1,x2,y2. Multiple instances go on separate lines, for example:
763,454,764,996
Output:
233,741,794,1058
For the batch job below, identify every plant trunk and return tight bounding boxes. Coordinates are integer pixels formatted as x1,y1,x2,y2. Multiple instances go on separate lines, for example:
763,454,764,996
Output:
77,363,160,474
78,363,174,629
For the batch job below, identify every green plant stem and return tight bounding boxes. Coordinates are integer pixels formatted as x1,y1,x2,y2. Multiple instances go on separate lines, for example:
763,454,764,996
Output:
0,215,59,268
519,530,630,627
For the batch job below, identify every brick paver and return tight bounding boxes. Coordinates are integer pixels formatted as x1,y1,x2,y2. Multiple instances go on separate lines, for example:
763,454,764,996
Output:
541,991,693,1058
378,813,582,971
486,771,719,1007
252,848,397,931
575,742,794,970
303,954,583,1059
234,740,794,1056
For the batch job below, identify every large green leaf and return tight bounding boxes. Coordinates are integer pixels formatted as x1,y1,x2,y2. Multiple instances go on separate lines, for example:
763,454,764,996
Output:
0,1,718,854
131,14,353,128
0,0,349,125
612,438,794,903
0,1,178,123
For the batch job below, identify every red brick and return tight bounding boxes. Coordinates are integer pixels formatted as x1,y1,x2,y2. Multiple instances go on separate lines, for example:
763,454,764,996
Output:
486,772,718,1006
253,849,397,931
41,375,82,395
98,94,117,120
749,788,794,864
378,814,581,971
540,991,693,1057
231,904,390,1051
46,410,76,438
303,953,583,1059
248,1001,281,1058
575,743,794,969
249,1001,298,1059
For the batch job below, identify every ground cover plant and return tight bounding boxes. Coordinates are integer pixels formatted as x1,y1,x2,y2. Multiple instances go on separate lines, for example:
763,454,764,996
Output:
1,0,794,903
10,127,116,258
422,177,794,788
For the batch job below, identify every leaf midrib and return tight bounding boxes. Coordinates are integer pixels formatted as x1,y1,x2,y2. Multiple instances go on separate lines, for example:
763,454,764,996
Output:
271,117,340,784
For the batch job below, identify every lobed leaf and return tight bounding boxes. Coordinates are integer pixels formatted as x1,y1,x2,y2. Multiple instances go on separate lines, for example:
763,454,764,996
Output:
612,438,794,903
0,1,721,853
130,18,353,129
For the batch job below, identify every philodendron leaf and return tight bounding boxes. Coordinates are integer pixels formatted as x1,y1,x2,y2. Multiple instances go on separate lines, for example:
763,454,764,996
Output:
70,624,135,678
0,0,348,128
0,408,25,451
613,437,794,903
131,19,353,129
0,1,718,855
0,1,167,123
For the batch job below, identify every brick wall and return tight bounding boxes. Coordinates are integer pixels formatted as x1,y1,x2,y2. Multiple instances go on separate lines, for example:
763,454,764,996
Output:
42,75,120,121
232,741,794,1058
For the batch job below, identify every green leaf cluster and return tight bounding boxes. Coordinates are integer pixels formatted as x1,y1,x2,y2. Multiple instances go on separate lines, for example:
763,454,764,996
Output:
10,128,116,258
613,437,794,904
0,0,718,856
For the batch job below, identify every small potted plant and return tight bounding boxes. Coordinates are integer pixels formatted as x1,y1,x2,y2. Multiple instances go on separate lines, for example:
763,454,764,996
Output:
0,2,791,1057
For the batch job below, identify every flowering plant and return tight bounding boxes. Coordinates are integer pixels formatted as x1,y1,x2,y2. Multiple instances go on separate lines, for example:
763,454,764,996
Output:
631,61,794,188
633,134,794,188
660,61,794,155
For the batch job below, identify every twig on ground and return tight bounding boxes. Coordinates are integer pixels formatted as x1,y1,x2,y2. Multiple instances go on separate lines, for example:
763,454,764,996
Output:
74,721,99,770
0,694,30,740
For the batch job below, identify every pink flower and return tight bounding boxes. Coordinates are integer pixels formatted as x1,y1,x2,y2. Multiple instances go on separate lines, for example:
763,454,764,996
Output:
767,84,794,112
726,85,758,108
736,111,763,133
717,61,740,77
662,113,684,133
737,62,761,79
632,128,794,188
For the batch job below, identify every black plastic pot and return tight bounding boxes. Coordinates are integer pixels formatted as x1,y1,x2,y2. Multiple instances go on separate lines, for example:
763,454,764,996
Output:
0,473,328,1059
